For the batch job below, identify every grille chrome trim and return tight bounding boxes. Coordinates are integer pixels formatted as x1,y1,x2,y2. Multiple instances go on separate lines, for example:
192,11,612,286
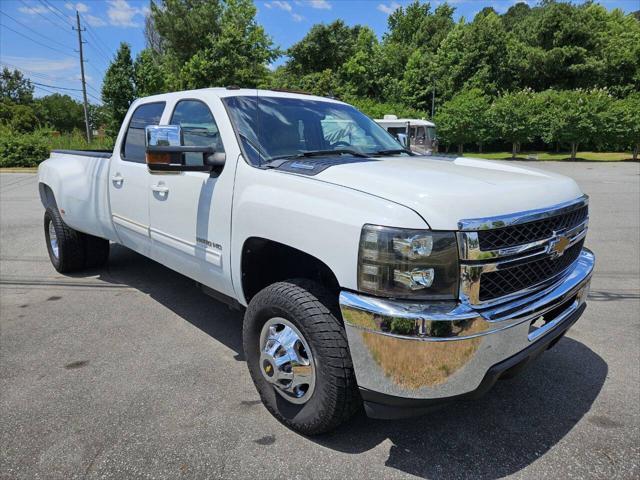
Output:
458,196,590,307
458,195,589,231
458,195,589,261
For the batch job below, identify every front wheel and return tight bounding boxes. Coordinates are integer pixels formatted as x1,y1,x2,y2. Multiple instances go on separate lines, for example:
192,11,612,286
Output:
243,279,360,435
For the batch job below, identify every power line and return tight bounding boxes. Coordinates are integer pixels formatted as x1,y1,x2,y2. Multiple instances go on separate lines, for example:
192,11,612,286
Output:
86,82,102,96
18,0,73,35
32,79,102,104
0,11,75,52
39,0,74,28
85,61,106,81
82,19,114,62
33,84,59,95
0,23,76,57
32,81,82,92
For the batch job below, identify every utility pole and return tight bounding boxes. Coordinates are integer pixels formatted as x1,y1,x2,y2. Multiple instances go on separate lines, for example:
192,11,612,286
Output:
431,86,436,120
74,11,91,142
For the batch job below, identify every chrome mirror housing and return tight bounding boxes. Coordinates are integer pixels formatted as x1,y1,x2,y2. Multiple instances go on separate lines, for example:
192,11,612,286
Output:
146,125,182,148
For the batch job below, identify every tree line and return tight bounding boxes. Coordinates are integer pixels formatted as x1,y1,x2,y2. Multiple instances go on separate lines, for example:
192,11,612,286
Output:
1,0,639,159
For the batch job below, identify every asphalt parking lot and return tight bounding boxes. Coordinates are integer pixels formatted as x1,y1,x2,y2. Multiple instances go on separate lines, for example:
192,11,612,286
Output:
1,161,639,479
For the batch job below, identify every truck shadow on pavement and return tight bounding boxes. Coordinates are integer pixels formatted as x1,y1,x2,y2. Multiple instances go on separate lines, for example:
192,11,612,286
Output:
88,245,607,480
315,336,608,479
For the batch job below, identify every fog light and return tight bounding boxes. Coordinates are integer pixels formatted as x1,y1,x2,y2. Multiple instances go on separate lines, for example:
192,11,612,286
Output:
394,268,435,290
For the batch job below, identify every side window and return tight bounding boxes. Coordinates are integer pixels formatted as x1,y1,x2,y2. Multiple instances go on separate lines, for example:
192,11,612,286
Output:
170,100,225,166
122,102,166,163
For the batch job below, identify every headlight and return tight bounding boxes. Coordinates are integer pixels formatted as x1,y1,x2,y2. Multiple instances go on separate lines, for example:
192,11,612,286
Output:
357,225,459,299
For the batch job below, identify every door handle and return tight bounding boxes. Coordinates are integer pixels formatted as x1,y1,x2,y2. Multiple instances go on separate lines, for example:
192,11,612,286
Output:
111,174,124,185
151,184,169,194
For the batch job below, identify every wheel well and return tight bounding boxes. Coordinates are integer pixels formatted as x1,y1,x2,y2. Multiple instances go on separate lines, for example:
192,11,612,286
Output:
241,237,340,303
38,183,57,209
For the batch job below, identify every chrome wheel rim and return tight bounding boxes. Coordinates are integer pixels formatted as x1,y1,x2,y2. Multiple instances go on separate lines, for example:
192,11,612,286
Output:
48,221,59,258
259,317,316,404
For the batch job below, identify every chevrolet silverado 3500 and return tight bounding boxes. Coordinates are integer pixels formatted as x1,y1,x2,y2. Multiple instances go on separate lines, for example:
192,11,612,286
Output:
38,88,594,435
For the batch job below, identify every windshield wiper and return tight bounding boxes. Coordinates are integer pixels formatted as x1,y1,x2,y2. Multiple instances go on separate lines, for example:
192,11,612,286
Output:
370,148,413,156
263,149,369,167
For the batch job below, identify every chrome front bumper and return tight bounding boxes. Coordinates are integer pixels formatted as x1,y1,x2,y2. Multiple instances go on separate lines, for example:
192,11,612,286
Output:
339,248,594,401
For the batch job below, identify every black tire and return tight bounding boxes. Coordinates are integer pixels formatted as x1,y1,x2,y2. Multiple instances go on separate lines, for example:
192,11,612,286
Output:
83,233,110,269
44,207,86,273
243,279,361,435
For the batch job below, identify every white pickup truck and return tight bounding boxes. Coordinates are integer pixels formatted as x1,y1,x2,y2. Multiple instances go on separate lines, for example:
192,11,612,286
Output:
38,88,594,435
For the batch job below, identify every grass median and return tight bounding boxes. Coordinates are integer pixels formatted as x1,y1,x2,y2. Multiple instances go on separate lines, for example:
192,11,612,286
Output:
462,151,635,161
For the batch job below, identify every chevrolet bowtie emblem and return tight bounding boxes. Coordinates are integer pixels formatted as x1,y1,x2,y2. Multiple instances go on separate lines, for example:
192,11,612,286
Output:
550,235,570,258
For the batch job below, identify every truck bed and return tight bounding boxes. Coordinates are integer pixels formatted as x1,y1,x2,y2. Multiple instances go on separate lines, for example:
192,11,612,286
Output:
39,149,118,243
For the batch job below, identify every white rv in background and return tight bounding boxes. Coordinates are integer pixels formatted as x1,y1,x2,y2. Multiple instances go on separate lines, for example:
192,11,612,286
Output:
375,115,438,154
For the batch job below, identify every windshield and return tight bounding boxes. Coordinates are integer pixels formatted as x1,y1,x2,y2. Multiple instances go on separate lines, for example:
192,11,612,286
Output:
223,95,406,165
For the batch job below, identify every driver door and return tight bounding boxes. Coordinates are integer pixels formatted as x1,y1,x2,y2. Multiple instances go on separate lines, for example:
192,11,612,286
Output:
148,98,234,297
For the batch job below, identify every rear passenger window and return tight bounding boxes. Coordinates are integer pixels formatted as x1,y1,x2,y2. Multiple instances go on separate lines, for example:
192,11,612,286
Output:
170,100,225,166
122,102,165,163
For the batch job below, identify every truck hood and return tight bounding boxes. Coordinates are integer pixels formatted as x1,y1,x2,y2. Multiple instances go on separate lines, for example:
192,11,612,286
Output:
315,156,584,230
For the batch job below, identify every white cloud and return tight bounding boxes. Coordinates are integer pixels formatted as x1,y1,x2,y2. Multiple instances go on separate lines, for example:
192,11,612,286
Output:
85,14,107,27
292,13,304,22
270,1,293,12
65,2,89,13
264,2,273,8
18,5,51,15
309,0,331,9
377,2,401,15
107,0,146,27
2,56,77,75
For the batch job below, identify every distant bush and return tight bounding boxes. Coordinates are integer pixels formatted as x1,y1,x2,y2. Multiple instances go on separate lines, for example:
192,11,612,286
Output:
0,127,115,168
0,127,49,167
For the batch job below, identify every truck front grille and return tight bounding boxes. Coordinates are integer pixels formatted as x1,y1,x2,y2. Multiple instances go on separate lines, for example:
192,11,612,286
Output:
478,239,585,301
458,197,590,306
478,205,588,251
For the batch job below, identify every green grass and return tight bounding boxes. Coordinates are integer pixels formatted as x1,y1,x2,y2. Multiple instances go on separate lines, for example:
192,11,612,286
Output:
0,167,38,172
462,151,635,162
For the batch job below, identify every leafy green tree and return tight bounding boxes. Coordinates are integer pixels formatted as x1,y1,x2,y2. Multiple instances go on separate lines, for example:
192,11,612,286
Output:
541,89,613,160
87,104,111,133
507,1,640,94
340,27,381,98
179,0,276,89
0,103,38,132
607,94,640,160
385,1,455,55
35,94,85,132
490,89,540,158
0,67,34,104
134,49,165,97
433,11,518,100
434,88,491,154
147,0,276,90
401,49,435,112
102,43,136,136
148,0,224,65
286,21,362,76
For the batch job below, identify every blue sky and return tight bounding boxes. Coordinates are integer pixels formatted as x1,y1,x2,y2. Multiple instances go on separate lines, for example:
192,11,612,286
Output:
1,0,638,104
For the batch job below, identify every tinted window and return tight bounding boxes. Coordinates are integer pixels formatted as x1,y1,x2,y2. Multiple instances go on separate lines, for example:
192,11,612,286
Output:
170,100,224,166
123,102,165,163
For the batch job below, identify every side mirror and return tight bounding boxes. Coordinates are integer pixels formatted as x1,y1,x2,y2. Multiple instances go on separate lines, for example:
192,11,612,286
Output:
145,125,226,173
